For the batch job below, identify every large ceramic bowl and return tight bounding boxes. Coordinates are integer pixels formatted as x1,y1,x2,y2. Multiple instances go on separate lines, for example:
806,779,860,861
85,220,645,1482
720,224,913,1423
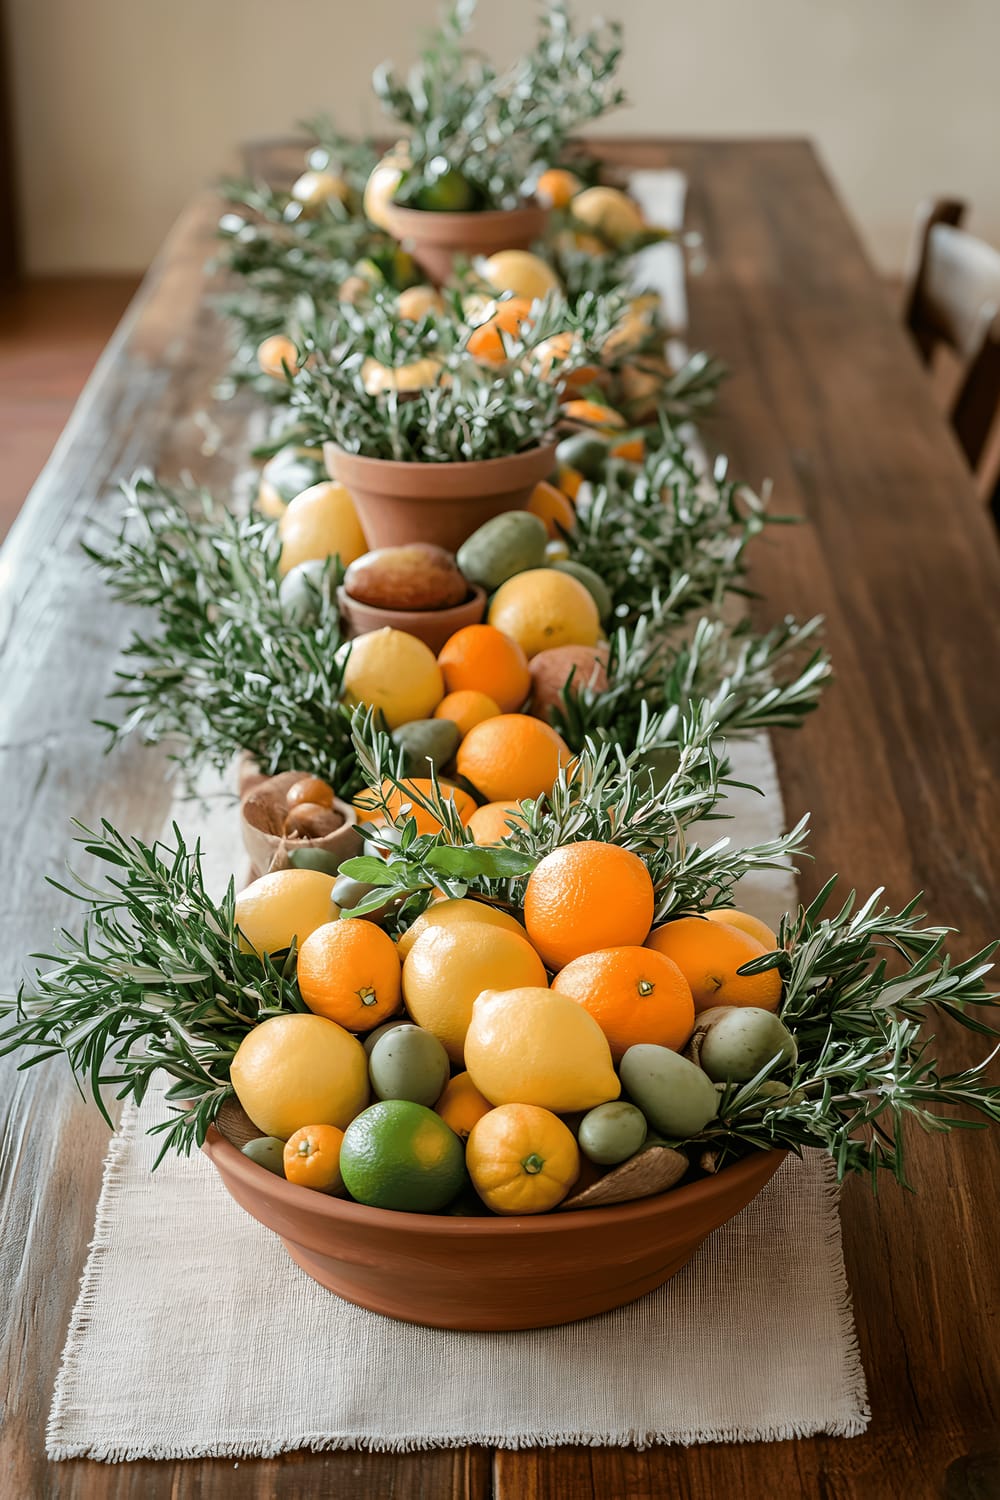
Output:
204,1105,784,1331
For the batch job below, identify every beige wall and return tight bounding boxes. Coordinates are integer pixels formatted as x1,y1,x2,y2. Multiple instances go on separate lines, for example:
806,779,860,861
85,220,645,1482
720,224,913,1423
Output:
7,0,1000,275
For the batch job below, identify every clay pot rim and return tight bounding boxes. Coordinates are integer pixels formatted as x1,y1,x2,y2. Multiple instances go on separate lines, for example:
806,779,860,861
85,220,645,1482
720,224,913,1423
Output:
203,1125,784,1235
337,582,486,623
383,198,548,242
326,438,558,490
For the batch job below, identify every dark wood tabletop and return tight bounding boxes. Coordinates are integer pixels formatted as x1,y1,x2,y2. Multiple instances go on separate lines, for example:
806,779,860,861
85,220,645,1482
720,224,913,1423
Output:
1,138,998,1500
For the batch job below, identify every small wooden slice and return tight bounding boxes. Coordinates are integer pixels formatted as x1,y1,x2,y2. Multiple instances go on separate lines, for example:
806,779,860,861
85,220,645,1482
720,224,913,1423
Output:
559,1145,689,1211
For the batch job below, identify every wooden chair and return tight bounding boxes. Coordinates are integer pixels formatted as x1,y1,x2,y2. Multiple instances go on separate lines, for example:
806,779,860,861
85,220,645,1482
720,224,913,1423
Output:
903,199,1000,504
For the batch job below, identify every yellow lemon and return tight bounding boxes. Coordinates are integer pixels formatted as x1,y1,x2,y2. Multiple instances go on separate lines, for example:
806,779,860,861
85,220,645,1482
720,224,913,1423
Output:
465,988,621,1112
396,284,444,321
570,186,645,246
340,626,445,730
234,869,338,957
403,924,548,1064
487,568,600,659
277,481,368,577
397,897,528,960
290,169,349,211
361,356,443,395
466,1103,579,1214
705,907,779,951
480,250,562,303
230,1013,369,1139
363,150,408,230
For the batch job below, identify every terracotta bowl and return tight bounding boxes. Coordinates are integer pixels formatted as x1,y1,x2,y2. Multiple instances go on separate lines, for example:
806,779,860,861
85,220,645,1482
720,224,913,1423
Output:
381,200,549,286
337,583,487,654
204,1106,785,1331
325,441,559,553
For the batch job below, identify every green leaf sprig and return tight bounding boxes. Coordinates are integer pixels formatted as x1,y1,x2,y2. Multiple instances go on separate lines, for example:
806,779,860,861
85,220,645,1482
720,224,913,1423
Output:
86,478,362,794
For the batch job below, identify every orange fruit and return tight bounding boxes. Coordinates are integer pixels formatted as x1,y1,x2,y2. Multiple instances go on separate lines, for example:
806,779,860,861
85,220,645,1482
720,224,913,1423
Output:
551,945,695,1061
466,297,535,361
561,398,627,430
528,331,601,395
434,689,501,737
257,334,299,381
535,167,582,209
526,480,576,539
705,907,779,951
282,1124,345,1194
466,1103,579,1214
396,896,527,961
434,1072,493,1139
487,568,600,659
609,434,646,463
437,623,531,713
353,777,476,835
466,800,527,845
457,714,571,802
524,841,656,970
557,465,585,501
297,919,402,1031
402,923,548,1062
645,917,782,1012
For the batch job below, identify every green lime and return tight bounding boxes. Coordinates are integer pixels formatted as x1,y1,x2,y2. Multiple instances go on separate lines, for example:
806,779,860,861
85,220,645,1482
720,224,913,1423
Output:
414,167,476,213
578,1102,647,1165
240,1136,287,1177
341,1100,466,1212
368,1024,450,1105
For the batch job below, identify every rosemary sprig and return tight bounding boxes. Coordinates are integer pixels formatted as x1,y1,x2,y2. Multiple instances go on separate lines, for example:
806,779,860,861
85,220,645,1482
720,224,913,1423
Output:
701,882,999,1186
567,428,776,624
86,478,362,793
0,821,307,1161
548,613,832,751
374,0,625,210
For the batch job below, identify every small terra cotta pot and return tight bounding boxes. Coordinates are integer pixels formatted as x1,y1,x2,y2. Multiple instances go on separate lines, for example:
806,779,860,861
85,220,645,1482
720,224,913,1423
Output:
325,441,559,553
337,583,486,654
382,200,550,286
204,1098,786,1331
241,770,362,879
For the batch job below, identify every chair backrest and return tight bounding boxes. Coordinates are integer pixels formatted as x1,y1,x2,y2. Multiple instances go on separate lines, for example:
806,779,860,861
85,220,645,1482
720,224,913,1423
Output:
904,198,1000,472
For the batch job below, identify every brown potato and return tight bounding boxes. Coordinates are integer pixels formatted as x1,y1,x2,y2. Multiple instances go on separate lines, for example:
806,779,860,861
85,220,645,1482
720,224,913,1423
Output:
529,643,610,723
283,803,345,840
344,544,468,612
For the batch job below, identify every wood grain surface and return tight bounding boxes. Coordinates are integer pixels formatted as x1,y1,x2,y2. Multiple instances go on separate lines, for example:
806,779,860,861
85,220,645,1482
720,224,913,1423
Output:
0,140,997,1500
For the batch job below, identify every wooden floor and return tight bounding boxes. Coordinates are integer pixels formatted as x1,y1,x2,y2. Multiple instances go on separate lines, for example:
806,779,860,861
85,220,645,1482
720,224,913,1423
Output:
0,276,141,539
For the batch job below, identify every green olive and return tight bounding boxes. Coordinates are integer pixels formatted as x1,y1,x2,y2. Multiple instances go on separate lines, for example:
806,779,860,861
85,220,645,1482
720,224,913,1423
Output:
240,1136,286,1177
692,1006,798,1084
578,1102,648,1165
619,1044,719,1139
368,1025,450,1106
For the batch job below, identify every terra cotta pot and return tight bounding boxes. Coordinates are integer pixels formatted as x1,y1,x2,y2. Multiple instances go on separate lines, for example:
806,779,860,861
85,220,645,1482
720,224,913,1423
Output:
382,200,549,286
204,1102,785,1331
337,583,487,654
325,441,559,553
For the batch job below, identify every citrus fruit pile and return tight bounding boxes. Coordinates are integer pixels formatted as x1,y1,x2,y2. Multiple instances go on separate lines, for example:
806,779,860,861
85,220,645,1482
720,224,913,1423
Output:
231,840,793,1217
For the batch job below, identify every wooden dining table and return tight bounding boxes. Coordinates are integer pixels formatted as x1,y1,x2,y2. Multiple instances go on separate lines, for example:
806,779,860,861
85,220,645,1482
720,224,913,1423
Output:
1,137,998,1500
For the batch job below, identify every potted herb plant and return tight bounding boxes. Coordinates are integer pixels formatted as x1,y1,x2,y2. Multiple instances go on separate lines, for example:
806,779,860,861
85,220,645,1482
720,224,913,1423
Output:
369,0,626,284
286,298,564,550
